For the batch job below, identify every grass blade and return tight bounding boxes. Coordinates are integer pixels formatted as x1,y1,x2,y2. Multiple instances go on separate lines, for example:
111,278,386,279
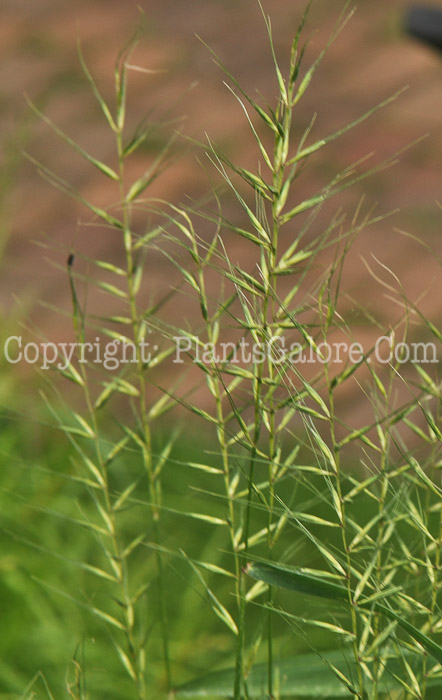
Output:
246,561,442,665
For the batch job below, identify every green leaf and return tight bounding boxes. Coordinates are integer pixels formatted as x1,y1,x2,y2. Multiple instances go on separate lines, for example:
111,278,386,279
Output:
175,653,352,697
174,649,430,697
246,561,442,666
246,562,347,601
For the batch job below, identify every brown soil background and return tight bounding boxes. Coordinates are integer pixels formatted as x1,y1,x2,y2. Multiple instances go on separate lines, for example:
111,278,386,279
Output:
1,0,442,422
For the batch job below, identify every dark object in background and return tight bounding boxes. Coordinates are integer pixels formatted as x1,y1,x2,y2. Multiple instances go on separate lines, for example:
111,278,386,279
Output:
405,5,442,51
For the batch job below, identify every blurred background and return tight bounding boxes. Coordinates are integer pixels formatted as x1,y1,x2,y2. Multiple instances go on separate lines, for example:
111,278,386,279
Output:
1,0,442,340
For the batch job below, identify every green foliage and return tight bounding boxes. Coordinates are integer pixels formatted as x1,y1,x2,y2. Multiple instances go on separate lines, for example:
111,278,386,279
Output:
3,4,442,700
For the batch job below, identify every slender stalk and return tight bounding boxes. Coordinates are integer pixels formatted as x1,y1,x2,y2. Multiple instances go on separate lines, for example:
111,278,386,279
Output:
68,311,148,699
327,380,365,698
185,228,244,697
235,412,263,700
421,425,442,700
115,101,171,690
371,397,392,700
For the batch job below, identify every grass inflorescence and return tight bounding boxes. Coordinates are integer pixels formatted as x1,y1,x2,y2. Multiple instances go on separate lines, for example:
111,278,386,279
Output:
3,3,442,700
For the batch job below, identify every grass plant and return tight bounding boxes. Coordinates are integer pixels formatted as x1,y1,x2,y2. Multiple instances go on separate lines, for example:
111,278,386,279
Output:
3,3,442,699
